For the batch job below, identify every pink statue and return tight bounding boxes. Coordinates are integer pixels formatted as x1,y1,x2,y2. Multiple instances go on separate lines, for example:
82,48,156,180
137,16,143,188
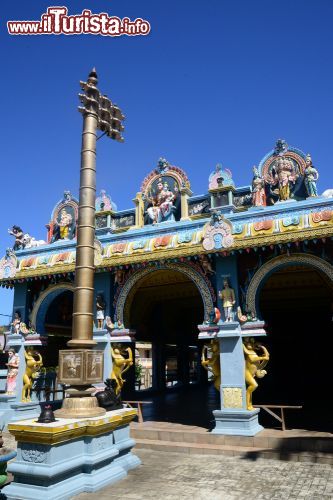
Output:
6,348,20,395
252,166,266,207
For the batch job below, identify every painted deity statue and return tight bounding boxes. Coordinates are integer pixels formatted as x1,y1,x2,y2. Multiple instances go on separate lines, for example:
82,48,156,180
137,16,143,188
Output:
96,294,106,329
272,157,298,201
111,346,133,395
8,226,25,251
218,279,236,322
252,166,266,207
147,180,176,224
11,311,22,335
304,154,319,197
5,348,20,395
201,339,221,391
243,338,269,411
21,348,43,402
58,208,73,239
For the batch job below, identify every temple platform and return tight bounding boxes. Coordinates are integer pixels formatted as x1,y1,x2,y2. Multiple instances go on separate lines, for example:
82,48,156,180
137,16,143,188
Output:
130,421,333,464
2,407,140,500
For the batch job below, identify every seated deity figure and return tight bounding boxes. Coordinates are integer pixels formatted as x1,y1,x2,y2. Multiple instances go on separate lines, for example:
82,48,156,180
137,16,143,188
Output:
252,166,266,207
243,338,269,410
147,180,176,224
58,208,73,239
304,154,319,197
218,279,236,322
272,157,298,201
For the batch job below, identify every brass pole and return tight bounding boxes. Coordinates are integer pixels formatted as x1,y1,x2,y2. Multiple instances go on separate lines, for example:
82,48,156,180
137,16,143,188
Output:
55,69,125,418
68,69,98,348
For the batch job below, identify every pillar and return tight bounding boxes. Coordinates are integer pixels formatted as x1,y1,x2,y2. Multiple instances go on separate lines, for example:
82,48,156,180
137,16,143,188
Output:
180,187,192,221
211,255,262,435
212,323,263,436
133,192,145,228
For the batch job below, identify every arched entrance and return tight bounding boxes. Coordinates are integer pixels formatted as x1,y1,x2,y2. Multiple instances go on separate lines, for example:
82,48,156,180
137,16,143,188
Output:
123,267,219,426
254,261,333,431
31,283,74,367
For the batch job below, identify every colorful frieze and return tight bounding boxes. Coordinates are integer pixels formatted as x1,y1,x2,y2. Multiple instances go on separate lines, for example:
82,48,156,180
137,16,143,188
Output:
232,223,245,235
20,257,36,270
310,210,333,225
153,235,172,248
130,239,147,252
279,215,303,232
188,199,210,217
251,219,274,236
112,242,127,254
177,231,194,245
112,214,135,229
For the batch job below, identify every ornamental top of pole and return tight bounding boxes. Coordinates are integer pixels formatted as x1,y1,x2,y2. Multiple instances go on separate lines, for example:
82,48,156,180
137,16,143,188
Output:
79,68,125,142
87,67,98,86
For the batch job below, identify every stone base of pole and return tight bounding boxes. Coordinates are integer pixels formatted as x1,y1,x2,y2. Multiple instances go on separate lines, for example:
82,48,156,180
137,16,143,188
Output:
55,349,106,418
55,386,106,418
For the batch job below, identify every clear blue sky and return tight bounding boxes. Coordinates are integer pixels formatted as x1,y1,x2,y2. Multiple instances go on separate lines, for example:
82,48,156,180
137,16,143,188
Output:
1,0,333,320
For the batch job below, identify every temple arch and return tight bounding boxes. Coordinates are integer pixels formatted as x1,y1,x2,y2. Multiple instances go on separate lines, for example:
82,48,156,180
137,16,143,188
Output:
30,283,75,334
246,253,333,318
115,263,215,326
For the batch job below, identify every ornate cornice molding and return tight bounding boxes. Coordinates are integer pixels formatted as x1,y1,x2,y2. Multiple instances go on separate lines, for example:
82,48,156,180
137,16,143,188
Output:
2,224,333,284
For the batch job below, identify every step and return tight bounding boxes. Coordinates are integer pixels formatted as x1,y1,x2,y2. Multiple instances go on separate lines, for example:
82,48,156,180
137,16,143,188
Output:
133,438,333,464
134,437,266,456
131,424,333,453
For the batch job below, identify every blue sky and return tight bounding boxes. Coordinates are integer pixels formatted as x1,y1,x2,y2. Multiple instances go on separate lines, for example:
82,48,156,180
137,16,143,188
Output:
1,0,333,320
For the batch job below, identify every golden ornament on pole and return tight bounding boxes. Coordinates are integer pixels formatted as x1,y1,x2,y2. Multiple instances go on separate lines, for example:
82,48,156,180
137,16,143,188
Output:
55,69,125,418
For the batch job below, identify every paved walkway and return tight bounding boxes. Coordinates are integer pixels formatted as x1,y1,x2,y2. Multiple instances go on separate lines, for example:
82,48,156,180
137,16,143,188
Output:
74,449,333,499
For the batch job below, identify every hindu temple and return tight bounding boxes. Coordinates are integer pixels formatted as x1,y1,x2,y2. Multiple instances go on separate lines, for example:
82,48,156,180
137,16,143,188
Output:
1,139,333,435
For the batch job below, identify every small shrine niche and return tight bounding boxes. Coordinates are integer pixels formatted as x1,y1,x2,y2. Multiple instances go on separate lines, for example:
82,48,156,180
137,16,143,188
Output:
95,190,117,213
46,191,78,243
135,158,192,227
95,190,119,231
208,164,235,211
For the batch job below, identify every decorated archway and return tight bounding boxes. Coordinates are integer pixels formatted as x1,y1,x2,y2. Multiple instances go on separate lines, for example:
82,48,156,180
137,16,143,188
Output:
246,253,333,318
31,283,75,334
115,262,215,326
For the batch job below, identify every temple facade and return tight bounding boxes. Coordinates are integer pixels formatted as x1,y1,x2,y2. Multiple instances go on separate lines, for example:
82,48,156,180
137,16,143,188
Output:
1,139,333,433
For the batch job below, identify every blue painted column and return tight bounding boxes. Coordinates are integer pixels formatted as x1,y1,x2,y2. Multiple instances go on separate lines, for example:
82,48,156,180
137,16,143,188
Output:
212,323,263,436
93,272,112,382
208,255,263,435
0,335,43,426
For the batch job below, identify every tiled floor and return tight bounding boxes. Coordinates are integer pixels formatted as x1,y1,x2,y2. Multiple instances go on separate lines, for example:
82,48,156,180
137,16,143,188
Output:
74,448,333,499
